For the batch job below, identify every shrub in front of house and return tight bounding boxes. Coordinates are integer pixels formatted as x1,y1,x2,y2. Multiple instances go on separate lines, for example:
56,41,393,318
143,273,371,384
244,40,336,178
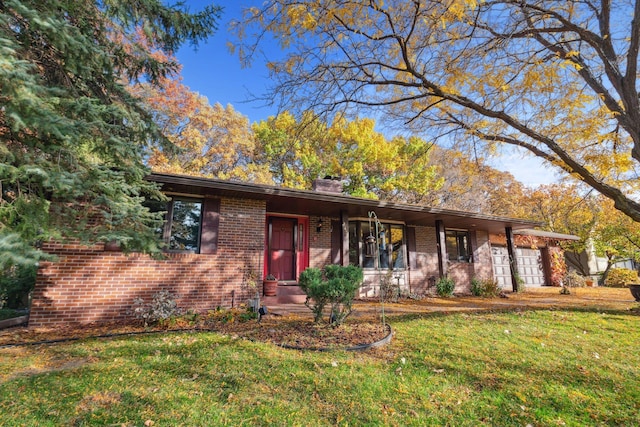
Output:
132,290,182,326
604,268,639,287
298,265,363,325
470,278,482,296
379,271,401,303
435,276,455,297
471,277,501,297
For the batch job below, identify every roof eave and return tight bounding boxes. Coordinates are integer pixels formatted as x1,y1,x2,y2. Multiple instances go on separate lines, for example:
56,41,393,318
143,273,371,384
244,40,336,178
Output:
147,172,543,234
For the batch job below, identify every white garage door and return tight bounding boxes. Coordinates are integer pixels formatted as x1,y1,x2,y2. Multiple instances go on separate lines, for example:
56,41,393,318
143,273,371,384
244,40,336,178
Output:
517,247,546,287
491,246,512,289
491,246,546,289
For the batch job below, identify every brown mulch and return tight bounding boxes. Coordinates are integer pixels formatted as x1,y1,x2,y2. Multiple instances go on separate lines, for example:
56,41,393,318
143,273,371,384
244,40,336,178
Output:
0,311,390,350
212,315,390,349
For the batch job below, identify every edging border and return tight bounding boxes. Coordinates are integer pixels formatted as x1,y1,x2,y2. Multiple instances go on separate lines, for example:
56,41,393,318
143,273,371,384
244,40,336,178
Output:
0,315,29,330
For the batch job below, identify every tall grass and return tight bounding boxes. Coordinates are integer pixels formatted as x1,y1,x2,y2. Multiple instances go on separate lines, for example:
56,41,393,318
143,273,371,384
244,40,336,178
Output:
1,309,639,426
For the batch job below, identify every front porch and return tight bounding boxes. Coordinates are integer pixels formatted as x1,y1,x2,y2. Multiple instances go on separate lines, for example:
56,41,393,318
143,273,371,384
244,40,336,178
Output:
262,283,307,305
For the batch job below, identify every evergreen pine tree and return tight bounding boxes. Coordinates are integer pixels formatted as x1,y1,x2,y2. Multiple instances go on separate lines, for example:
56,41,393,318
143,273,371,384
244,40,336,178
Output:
0,0,221,267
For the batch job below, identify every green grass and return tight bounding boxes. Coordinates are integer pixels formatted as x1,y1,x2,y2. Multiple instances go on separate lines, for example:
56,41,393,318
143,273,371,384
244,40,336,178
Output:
1,309,639,426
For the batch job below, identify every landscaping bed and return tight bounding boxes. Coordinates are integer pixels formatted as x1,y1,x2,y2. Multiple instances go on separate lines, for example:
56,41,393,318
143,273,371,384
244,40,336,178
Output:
0,310,390,350
1,287,636,349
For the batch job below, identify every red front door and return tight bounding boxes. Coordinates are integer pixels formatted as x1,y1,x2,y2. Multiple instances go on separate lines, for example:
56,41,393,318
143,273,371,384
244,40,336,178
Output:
269,218,296,280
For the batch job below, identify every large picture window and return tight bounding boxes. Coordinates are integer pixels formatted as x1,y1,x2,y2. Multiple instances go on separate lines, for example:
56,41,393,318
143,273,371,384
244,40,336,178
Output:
167,198,203,252
349,221,406,269
446,230,472,262
146,197,203,253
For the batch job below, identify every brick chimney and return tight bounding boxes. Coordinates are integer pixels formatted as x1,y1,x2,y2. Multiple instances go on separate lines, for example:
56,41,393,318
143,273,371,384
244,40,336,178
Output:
312,176,343,194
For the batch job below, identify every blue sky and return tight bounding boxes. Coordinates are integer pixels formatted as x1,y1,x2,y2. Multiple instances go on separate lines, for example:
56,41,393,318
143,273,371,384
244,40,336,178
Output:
176,1,277,123
175,1,559,187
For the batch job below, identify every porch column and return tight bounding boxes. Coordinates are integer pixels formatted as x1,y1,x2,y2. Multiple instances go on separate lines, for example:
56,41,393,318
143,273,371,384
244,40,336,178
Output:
506,226,519,292
341,210,349,266
435,220,447,277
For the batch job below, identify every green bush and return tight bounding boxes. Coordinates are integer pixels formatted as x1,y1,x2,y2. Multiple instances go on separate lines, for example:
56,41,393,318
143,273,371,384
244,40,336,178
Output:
435,276,455,297
604,268,639,287
471,277,501,297
470,278,483,297
298,265,363,325
515,273,526,293
0,264,37,309
0,308,23,321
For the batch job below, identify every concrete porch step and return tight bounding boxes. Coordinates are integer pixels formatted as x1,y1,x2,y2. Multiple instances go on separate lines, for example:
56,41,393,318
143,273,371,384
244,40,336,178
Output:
262,285,307,305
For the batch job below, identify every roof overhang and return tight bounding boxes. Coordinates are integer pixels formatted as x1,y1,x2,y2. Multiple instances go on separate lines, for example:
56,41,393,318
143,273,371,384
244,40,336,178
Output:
148,172,542,234
514,229,581,241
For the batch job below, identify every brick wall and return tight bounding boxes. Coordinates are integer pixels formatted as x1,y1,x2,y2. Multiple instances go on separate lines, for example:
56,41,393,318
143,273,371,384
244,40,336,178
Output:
473,230,493,280
308,215,333,267
447,263,474,293
30,193,505,326
409,226,440,295
445,230,493,293
30,197,266,327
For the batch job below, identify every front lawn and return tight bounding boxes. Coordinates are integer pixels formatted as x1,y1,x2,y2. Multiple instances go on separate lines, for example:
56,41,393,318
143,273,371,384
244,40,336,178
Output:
1,308,638,426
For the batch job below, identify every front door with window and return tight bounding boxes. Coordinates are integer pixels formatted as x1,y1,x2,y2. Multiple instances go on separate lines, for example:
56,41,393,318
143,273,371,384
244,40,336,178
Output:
266,216,309,282
269,218,297,280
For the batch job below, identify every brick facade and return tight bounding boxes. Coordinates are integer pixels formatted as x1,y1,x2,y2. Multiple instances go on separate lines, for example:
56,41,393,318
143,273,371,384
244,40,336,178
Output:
30,197,266,327
472,230,493,280
309,215,332,267
409,226,440,294
30,183,540,327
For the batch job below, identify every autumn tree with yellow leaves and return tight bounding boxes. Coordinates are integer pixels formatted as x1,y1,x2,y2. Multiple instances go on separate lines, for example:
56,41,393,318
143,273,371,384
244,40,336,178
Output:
132,72,273,184
252,112,443,200
591,197,640,283
235,0,640,222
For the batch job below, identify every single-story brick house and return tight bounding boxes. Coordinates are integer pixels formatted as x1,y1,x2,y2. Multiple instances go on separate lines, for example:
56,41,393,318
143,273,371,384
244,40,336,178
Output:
30,173,570,327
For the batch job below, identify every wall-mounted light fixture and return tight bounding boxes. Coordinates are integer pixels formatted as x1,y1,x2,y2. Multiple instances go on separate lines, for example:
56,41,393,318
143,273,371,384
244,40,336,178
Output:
316,217,323,233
